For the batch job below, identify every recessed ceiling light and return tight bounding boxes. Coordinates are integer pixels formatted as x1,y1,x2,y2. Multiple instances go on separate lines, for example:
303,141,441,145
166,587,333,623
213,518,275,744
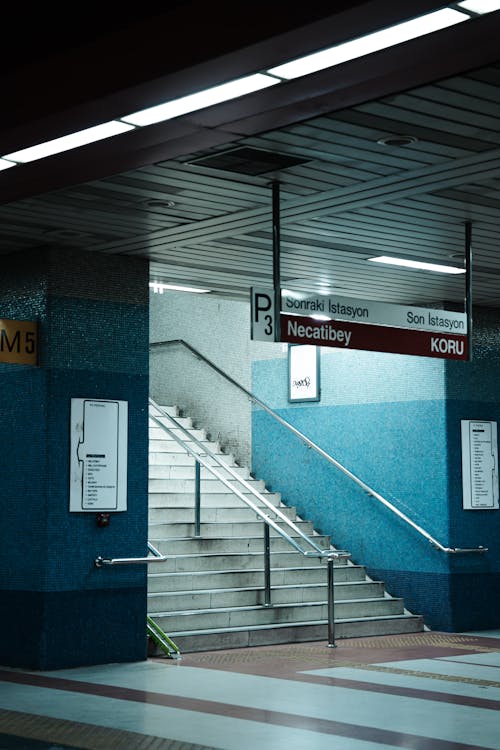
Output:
143,199,176,209
44,228,88,241
377,135,419,147
149,282,211,294
368,256,466,274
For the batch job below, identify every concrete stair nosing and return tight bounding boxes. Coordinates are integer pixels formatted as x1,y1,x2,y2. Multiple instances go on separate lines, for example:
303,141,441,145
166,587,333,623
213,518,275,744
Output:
159,614,425,653
151,598,408,631
146,521,316,537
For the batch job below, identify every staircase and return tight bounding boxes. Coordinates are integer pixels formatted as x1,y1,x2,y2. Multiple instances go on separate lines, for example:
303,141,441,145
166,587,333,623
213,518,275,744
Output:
147,402,424,652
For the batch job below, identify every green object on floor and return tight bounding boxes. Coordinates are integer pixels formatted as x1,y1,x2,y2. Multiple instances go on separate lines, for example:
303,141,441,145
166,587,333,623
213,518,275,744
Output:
147,616,181,659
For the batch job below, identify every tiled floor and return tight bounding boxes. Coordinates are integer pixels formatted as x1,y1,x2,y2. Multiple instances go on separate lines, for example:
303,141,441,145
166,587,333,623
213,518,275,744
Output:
0,631,499,750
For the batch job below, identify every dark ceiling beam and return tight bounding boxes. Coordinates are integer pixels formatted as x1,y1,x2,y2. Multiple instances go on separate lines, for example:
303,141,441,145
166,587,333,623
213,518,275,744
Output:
0,1,445,147
0,4,499,207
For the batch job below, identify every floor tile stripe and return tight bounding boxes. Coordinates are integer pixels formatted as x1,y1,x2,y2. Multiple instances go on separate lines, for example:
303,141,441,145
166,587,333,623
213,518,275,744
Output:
323,661,500,688
288,671,500,710
0,709,216,750
0,670,493,750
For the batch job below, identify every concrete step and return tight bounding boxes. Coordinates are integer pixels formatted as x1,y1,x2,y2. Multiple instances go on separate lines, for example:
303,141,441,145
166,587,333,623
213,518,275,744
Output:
148,534,331,554
149,440,231,459
148,563,366,592
148,477,267,494
149,465,251,480
149,426,208,442
147,519,316,537
149,415,193,429
146,505,297,524
146,549,335,574
151,596,406,632
148,491,282,509
149,452,240,467
149,405,179,418
149,438,223,454
159,614,425,653
148,580,385,612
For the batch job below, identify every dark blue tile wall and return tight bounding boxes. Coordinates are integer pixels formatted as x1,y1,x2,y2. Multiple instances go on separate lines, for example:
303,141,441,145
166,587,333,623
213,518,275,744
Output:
0,247,150,668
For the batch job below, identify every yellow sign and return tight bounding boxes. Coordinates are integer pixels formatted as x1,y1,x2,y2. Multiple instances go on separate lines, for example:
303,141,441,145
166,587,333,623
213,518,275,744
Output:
0,319,38,365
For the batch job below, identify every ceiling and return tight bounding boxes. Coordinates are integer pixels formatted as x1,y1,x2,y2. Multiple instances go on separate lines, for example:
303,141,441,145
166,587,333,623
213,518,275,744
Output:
1,5,500,309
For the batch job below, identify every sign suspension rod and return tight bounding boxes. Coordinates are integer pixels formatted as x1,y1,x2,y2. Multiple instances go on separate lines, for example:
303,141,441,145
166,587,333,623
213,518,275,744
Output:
272,180,281,342
465,220,473,362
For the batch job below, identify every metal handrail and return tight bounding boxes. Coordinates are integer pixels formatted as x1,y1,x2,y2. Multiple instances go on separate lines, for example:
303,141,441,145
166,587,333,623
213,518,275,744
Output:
150,399,343,559
95,541,167,567
150,339,487,555
150,399,350,646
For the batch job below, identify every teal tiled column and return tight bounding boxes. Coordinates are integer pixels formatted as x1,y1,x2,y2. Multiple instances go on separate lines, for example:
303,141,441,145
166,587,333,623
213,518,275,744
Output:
0,247,150,669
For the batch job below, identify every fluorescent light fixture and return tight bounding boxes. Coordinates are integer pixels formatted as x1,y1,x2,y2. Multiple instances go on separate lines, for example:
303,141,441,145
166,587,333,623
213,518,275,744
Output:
458,0,500,12
368,256,466,274
2,121,135,164
0,6,481,170
311,314,331,321
149,282,211,294
267,8,468,80
121,73,280,127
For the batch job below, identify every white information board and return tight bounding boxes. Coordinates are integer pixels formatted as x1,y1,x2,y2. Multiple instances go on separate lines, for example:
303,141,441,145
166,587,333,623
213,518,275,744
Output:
461,420,499,510
70,398,128,512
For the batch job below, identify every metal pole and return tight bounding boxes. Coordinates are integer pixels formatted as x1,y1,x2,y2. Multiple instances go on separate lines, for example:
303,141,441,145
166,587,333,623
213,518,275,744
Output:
264,523,271,606
465,221,473,362
194,460,201,537
327,556,336,647
272,181,281,342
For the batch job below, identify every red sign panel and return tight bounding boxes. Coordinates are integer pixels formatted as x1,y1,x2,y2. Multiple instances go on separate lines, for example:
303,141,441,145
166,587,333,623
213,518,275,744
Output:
281,315,468,360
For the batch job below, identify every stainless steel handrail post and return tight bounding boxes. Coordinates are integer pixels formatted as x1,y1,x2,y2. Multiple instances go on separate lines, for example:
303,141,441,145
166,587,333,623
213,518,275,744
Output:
327,555,336,648
194,459,201,537
264,522,271,606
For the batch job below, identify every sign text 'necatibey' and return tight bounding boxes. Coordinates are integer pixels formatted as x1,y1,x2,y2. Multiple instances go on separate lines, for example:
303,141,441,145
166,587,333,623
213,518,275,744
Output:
281,315,468,360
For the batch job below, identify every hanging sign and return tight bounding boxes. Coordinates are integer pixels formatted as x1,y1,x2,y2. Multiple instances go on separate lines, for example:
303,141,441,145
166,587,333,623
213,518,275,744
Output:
282,292,466,334
0,319,38,365
461,420,499,510
250,288,277,341
281,314,468,360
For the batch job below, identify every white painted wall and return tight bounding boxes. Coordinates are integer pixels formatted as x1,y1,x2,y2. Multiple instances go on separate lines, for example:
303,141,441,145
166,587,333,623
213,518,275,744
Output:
149,290,283,466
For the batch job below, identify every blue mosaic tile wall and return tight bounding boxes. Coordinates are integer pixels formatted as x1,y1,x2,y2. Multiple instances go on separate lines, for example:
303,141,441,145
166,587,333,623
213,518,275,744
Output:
0,248,150,668
252,327,500,631
442,307,500,630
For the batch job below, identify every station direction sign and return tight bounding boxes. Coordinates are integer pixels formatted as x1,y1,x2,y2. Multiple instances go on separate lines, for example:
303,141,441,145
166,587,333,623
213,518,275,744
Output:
281,314,468,360
282,291,467,334
251,288,468,359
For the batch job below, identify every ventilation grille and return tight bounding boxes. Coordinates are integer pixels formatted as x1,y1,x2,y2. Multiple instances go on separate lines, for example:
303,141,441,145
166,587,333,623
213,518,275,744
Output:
188,147,308,175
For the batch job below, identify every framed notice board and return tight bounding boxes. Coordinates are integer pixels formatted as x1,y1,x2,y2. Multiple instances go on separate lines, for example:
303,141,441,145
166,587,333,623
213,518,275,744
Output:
288,344,320,403
461,420,499,510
